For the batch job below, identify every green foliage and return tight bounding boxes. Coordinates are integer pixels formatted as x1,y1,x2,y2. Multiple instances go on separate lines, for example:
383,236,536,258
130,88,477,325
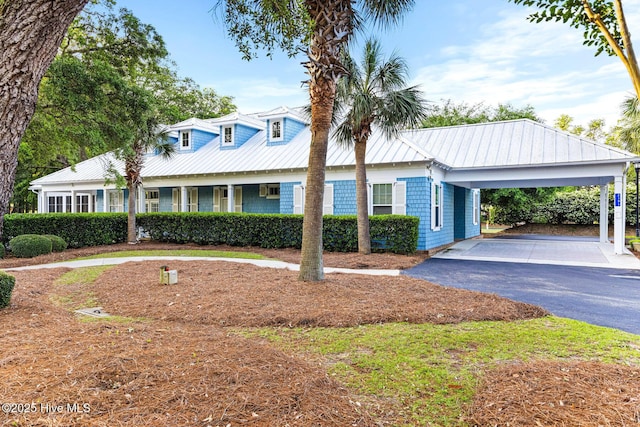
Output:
0,271,15,309
508,0,621,57
422,99,541,128
482,187,558,225
534,187,601,224
9,234,53,258
3,213,127,248
44,234,68,252
0,244,4,259
138,213,419,254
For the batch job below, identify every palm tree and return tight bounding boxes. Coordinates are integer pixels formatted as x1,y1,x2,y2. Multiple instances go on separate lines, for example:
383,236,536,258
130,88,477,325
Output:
333,38,426,254
218,0,416,280
121,115,175,244
619,96,640,154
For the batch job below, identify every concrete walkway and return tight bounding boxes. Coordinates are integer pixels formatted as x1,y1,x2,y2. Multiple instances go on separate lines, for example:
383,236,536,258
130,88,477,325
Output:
433,236,640,270
3,256,402,276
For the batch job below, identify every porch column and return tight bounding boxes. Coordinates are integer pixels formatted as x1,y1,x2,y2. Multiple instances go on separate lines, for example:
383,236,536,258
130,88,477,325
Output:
89,192,94,213
70,190,76,213
181,186,187,212
599,184,609,243
39,191,45,213
103,189,109,213
138,185,146,213
613,175,626,254
227,184,234,213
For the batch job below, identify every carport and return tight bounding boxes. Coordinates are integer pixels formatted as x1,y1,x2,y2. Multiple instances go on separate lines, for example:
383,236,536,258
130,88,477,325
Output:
408,119,640,254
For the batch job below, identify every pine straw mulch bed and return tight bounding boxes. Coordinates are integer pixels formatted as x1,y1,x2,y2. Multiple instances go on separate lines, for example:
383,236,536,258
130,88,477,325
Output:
1,246,638,426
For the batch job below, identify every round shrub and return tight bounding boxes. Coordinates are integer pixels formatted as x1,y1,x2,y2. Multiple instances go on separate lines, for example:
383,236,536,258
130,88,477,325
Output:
9,234,53,258
44,234,68,252
0,271,15,309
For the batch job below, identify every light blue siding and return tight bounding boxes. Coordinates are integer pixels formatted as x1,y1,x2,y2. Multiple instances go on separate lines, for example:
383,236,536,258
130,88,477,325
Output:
198,186,214,212
267,117,306,146
454,186,481,240
96,190,104,212
327,180,356,215
399,177,430,251
424,180,455,250
280,181,302,214
159,187,173,212
221,124,260,150
192,129,216,151
243,184,281,213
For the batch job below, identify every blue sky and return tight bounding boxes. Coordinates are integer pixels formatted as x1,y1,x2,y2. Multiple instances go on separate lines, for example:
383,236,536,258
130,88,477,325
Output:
116,0,639,128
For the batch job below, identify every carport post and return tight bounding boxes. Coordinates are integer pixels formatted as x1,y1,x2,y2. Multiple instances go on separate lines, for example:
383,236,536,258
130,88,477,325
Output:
614,175,626,254
600,184,609,243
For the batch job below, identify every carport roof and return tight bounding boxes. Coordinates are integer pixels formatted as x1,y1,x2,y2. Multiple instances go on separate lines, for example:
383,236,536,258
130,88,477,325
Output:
405,119,636,170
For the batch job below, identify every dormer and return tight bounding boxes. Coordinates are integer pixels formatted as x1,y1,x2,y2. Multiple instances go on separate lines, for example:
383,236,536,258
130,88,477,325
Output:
208,112,265,150
258,106,308,146
168,118,219,153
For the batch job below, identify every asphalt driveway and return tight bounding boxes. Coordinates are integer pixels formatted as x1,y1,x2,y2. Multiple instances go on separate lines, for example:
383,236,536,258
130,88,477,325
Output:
405,237,640,335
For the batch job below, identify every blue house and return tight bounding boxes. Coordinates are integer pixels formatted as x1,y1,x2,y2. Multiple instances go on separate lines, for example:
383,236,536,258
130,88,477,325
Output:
29,106,637,253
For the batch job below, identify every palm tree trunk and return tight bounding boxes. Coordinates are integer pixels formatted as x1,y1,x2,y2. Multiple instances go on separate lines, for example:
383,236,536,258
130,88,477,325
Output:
354,140,371,254
299,77,336,281
127,181,137,244
0,0,88,239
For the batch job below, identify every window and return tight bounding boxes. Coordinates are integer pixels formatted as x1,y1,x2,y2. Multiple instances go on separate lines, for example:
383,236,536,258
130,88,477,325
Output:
48,195,64,213
214,186,242,212
76,194,90,213
271,119,282,141
181,131,191,150
108,191,124,213
145,190,159,213
293,184,333,215
372,184,393,215
267,184,280,199
431,182,443,230
222,126,233,145
187,188,198,212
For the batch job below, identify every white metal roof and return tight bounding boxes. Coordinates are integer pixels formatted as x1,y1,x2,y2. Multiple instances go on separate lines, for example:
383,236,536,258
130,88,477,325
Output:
30,116,637,187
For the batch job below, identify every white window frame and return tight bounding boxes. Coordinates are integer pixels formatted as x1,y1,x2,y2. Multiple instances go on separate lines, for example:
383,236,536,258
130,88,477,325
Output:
371,183,393,215
180,130,191,150
145,189,160,213
270,119,283,141
213,186,242,212
431,182,444,231
76,193,91,213
47,194,66,213
266,184,280,199
222,126,234,146
473,189,480,226
368,181,406,216
108,190,124,213
187,188,198,212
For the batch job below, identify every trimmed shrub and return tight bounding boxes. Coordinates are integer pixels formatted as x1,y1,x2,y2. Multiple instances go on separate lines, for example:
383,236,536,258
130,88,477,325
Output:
0,271,15,308
44,234,68,252
138,212,419,254
9,234,53,258
3,213,127,248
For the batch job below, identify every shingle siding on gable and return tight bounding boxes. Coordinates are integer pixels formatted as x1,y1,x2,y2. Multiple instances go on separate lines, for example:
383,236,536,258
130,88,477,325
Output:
267,118,306,146
243,184,280,213
192,130,216,151
221,124,260,150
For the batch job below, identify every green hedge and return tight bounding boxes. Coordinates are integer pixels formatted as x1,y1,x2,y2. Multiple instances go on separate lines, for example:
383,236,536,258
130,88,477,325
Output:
3,213,127,248
44,235,68,252
0,244,4,259
9,234,52,258
0,271,15,309
138,212,419,254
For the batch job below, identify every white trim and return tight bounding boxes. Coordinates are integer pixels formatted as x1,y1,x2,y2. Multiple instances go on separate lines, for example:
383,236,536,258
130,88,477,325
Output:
180,130,192,150
431,181,443,231
472,189,480,226
187,187,198,212
293,185,304,214
323,183,334,215
393,181,406,215
222,125,234,146
266,184,280,199
172,188,180,212
270,119,283,142
107,190,124,213
234,186,243,212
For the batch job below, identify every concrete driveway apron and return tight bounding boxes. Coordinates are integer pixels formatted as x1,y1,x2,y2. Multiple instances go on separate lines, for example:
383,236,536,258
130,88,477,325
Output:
404,236,640,335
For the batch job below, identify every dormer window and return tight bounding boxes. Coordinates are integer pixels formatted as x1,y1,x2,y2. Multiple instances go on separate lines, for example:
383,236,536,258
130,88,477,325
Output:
180,131,191,150
271,119,283,141
222,126,234,146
